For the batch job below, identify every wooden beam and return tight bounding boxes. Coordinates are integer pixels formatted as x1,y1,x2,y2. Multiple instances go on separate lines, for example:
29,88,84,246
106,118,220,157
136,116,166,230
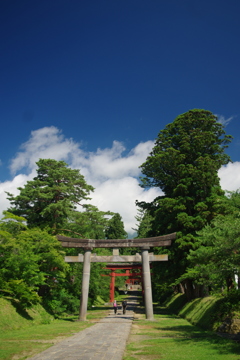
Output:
57,233,175,248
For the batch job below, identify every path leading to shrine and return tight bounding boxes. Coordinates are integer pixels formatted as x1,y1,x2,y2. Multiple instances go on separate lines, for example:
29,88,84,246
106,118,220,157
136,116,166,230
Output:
27,293,138,360
26,290,240,360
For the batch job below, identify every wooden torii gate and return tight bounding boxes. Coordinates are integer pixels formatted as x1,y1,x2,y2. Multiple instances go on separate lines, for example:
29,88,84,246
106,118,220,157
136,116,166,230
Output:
57,233,176,321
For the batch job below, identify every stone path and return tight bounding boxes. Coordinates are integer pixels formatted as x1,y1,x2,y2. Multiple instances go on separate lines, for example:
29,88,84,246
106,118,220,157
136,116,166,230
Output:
27,295,138,360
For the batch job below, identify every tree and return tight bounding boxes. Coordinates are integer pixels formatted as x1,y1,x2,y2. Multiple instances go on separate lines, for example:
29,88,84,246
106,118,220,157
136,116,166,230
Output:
138,109,232,299
64,204,113,239
60,205,114,305
186,191,240,292
0,209,111,313
105,213,128,240
0,211,27,236
0,215,67,307
6,159,94,231
140,109,232,241
133,207,153,239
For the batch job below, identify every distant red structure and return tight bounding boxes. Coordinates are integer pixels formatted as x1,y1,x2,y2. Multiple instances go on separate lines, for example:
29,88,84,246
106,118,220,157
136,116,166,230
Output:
101,264,143,302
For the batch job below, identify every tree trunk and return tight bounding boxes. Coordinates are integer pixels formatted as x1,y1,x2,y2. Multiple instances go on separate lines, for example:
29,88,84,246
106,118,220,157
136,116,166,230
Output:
182,279,195,301
226,276,235,291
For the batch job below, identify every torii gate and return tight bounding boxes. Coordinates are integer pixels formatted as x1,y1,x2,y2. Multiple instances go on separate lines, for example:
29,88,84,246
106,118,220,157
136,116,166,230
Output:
101,263,142,302
57,233,176,321
101,262,143,303
102,257,163,303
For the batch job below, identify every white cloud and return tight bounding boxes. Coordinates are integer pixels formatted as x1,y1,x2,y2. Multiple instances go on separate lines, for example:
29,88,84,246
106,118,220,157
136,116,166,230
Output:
85,177,162,233
216,114,234,126
218,162,240,192
1,127,159,236
0,174,33,215
2,126,240,237
71,140,154,186
10,126,81,175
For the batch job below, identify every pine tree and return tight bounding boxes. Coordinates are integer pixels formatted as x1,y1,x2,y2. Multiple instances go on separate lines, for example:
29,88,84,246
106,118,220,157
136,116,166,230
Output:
105,213,128,239
6,158,94,231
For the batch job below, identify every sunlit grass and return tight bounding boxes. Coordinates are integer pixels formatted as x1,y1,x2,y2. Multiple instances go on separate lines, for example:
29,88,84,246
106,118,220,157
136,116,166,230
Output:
124,308,240,360
0,306,109,360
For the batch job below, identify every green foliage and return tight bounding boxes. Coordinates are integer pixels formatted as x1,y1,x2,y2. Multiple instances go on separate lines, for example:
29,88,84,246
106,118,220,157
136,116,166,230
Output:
6,158,94,231
0,210,117,315
139,109,232,242
64,204,113,239
1,158,133,316
138,109,232,299
105,213,128,239
152,281,175,303
105,212,129,256
0,223,67,308
88,260,110,306
140,109,232,190
2,280,40,308
0,211,27,236
93,295,106,306
133,207,153,239
187,193,240,290
212,289,240,322
45,288,80,315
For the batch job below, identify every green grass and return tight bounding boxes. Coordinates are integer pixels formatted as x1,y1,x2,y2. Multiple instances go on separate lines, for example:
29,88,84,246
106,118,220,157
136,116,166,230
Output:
163,294,224,331
0,302,110,360
164,293,188,314
0,298,53,332
2,293,240,360
179,296,222,329
124,308,240,360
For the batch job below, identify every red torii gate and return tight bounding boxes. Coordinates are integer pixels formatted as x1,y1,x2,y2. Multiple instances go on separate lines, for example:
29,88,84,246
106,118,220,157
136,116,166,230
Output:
101,263,143,302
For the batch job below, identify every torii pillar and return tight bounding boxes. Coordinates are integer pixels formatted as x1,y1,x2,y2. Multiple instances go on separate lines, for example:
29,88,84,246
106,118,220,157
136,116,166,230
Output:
79,249,91,321
141,246,153,320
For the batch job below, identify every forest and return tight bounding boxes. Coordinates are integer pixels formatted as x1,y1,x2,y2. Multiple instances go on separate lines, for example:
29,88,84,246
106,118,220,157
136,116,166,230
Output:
1,109,240,318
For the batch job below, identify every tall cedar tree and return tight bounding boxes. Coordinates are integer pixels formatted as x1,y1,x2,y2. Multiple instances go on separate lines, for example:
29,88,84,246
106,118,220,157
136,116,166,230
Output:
134,208,153,239
6,159,94,231
139,109,232,298
105,213,128,239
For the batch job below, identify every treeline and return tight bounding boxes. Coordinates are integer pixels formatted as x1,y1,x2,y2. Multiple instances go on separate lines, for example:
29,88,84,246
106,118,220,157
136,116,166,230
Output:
0,159,128,315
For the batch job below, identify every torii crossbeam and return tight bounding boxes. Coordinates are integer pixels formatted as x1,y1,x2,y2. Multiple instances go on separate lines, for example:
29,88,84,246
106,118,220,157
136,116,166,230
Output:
57,233,176,321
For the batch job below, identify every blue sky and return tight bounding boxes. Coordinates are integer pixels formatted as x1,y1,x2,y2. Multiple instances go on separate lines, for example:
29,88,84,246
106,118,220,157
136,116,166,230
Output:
1,0,240,234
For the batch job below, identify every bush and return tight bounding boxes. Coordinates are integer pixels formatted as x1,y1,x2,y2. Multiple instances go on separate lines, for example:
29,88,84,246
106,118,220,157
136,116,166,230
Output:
43,289,79,316
153,283,175,303
212,289,240,322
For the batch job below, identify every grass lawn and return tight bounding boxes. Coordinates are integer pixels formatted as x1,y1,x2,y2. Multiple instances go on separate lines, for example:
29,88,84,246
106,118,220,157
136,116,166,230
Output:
2,296,240,360
123,307,240,360
0,306,109,360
